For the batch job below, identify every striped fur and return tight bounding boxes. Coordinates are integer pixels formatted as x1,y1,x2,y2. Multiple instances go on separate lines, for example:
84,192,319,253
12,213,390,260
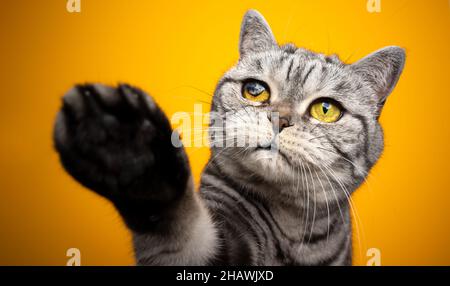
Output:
200,160,352,265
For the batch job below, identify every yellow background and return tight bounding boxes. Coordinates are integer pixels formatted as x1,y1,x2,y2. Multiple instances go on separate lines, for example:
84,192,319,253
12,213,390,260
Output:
0,0,449,265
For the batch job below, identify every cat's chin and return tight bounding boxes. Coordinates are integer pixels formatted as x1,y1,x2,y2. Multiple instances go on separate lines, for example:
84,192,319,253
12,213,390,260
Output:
246,148,294,179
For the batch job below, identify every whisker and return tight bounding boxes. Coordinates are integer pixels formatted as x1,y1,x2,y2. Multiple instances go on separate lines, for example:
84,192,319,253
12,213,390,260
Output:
305,163,317,244
317,165,345,227
314,169,330,243
298,160,310,252
321,163,365,259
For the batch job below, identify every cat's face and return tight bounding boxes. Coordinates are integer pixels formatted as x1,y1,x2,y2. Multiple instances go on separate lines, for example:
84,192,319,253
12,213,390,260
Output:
209,10,405,204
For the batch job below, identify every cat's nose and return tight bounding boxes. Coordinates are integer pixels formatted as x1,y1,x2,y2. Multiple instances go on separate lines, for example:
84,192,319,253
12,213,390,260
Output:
278,117,291,131
267,113,292,132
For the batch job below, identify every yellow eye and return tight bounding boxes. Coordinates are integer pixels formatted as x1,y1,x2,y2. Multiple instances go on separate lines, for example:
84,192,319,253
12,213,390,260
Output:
310,100,342,123
243,81,270,103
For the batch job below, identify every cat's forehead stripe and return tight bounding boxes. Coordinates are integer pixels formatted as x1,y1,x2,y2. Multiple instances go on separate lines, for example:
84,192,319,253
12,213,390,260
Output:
285,58,295,81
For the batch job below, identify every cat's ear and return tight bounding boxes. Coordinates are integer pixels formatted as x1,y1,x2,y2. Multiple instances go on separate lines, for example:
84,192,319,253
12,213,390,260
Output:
239,10,277,58
352,46,406,104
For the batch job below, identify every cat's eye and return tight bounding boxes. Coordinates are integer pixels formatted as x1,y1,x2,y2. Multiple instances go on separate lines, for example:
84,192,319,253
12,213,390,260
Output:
242,81,270,103
309,99,342,123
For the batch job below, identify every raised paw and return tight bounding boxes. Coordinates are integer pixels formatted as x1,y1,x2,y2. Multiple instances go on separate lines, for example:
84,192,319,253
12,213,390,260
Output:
54,83,190,204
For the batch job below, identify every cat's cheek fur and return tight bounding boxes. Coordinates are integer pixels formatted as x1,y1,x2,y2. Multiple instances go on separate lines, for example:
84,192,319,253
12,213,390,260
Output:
368,123,385,167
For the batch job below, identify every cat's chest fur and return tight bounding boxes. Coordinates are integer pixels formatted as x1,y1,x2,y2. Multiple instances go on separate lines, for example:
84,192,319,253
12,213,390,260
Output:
268,203,352,265
200,166,353,266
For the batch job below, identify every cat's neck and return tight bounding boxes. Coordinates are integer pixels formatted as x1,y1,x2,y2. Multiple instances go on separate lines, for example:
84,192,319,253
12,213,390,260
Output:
267,196,351,241
203,156,351,233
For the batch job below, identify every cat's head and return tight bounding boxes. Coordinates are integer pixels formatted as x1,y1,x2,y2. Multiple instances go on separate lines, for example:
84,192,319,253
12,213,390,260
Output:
209,10,405,204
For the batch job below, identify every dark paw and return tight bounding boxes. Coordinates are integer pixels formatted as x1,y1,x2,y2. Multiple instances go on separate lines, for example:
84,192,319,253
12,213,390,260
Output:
54,83,189,204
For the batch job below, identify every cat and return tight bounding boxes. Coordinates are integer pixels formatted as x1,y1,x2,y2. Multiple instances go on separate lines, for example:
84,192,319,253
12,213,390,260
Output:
53,10,405,265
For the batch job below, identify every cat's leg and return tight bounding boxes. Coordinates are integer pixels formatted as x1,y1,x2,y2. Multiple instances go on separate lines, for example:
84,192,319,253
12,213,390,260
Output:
53,84,217,265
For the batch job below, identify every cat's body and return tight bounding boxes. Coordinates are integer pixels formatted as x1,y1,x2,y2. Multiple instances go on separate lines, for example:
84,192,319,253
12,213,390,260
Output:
53,10,405,265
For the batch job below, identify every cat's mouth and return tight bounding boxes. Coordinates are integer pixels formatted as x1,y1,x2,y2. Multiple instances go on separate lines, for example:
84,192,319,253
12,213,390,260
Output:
255,145,271,151
253,145,292,166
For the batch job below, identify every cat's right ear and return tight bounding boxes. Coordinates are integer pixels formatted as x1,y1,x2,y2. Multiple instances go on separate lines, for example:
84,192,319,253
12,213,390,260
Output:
239,10,277,58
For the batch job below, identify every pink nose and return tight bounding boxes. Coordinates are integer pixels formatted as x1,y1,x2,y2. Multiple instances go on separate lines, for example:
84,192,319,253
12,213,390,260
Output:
267,113,292,132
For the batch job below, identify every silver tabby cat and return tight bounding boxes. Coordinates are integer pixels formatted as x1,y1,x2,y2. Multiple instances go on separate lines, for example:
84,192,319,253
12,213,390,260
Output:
54,10,405,265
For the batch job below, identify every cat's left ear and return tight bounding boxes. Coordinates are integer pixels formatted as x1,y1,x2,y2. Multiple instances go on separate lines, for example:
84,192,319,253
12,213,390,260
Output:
351,46,406,105
239,10,277,58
